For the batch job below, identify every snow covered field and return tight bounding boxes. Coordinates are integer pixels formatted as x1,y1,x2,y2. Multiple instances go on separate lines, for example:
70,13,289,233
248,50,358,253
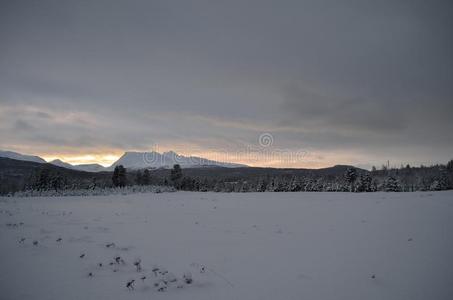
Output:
1,191,452,300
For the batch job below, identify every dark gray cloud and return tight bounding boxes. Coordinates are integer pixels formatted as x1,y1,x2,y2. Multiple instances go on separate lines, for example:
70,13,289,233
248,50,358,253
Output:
14,120,35,131
0,0,452,167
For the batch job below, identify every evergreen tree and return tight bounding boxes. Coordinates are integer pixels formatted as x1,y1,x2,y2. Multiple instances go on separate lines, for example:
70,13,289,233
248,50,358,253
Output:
239,181,249,192
289,176,301,192
50,173,64,191
213,181,224,192
142,169,150,185
344,168,357,192
447,159,453,170
170,164,183,188
303,178,314,191
118,165,127,187
135,170,143,185
170,164,182,181
256,177,267,192
356,173,372,192
430,180,442,191
90,177,97,190
112,166,120,187
439,172,449,189
199,178,209,192
36,168,51,191
384,176,400,192
432,172,449,190
193,178,201,191
266,177,276,192
312,178,323,192
112,165,127,187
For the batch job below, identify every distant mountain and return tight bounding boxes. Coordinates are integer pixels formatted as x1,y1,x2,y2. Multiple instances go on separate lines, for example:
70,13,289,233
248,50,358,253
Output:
0,150,46,164
109,151,247,170
1,149,246,172
49,159,75,169
0,156,364,195
3,155,451,195
50,159,107,172
74,163,107,172
0,157,112,195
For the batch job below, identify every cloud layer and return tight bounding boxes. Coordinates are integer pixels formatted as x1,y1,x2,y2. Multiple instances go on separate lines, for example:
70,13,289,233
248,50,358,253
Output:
1,0,452,168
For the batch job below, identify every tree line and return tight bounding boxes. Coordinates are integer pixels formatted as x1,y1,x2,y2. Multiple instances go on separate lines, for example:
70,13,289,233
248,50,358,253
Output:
5,159,453,195
111,161,453,193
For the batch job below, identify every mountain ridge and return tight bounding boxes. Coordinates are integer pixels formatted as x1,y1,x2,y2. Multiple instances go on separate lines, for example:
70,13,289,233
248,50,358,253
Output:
0,150,46,164
0,150,247,172
109,151,247,170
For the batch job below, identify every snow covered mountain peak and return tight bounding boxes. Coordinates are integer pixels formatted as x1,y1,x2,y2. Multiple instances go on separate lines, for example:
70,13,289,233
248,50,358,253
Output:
109,151,246,170
49,159,74,169
0,150,46,164
162,150,177,155
0,149,246,172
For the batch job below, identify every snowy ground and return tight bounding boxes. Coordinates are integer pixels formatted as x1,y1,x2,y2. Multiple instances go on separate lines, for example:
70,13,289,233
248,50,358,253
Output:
1,191,452,300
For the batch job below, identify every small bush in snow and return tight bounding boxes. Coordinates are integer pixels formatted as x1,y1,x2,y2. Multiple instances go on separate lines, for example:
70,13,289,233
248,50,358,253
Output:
183,272,193,284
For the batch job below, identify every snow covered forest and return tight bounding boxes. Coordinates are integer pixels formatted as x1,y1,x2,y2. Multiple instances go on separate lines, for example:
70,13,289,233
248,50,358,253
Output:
2,157,452,196
164,162,453,193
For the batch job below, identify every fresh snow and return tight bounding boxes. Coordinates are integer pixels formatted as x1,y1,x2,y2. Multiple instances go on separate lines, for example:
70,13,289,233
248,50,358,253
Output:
49,159,76,169
1,149,247,171
110,151,247,170
0,150,46,164
49,159,108,173
73,163,107,173
1,191,452,300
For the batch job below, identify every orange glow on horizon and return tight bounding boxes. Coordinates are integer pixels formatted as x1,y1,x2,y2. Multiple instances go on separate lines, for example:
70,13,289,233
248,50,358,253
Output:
29,147,371,169
42,154,121,167
40,151,328,168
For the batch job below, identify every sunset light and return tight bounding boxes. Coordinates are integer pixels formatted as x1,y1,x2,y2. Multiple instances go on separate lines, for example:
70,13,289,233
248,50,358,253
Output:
1,2,452,299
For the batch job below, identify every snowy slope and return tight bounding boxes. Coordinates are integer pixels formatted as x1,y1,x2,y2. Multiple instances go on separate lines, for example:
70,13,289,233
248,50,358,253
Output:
74,163,107,172
49,159,76,169
0,151,106,172
0,150,46,164
1,191,452,300
49,159,107,172
1,150,245,172
109,151,246,170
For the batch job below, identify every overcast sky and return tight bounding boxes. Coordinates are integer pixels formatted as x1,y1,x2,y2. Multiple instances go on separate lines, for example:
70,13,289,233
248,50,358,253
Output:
1,0,452,168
